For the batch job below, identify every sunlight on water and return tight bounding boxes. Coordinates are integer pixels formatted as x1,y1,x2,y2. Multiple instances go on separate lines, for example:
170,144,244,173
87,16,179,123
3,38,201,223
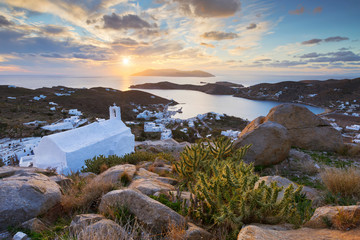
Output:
0,75,324,120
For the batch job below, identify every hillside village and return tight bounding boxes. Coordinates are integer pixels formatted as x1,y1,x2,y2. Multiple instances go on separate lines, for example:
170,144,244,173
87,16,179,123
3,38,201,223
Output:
0,84,360,240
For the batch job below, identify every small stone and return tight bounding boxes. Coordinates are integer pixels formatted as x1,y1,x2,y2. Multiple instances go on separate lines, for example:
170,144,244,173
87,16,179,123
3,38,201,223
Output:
21,218,47,232
12,232,27,240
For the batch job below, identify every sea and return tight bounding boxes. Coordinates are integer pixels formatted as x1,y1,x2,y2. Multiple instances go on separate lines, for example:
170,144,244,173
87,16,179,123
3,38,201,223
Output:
0,74,329,121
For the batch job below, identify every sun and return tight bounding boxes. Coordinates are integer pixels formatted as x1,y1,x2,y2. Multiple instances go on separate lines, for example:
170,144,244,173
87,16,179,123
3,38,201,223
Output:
122,57,130,65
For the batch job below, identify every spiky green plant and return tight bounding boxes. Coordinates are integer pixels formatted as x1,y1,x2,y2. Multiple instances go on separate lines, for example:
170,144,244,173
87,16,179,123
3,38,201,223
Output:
174,142,209,183
175,138,313,239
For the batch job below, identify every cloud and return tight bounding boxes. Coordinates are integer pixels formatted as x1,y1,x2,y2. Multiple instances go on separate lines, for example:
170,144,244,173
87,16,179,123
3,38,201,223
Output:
0,15,12,26
324,36,349,42
103,13,153,30
301,38,322,45
0,30,77,54
173,0,241,18
39,52,66,58
289,6,304,15
313,7,322,14
201,31,238,40
299,52,321,58
307,51,360,63
257,58,271,62
42,25,66,34
297,51,360,63
113,38,139,46
72,53,109,61
200,42,215,48
246,23,257,30
269,60,306,67
301,36,350,45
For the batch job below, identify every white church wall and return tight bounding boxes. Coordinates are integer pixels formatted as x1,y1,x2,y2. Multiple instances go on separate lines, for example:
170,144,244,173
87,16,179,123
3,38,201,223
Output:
34,138,67,170
64,129,134,173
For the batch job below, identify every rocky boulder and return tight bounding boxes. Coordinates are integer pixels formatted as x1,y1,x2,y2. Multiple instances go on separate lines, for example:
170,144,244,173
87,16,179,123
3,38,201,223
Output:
185,223,213,240
99,189,186,234
265,104,343,151
305,205,360,229
129,178,175,196
21,218,47,233
237,224,360,240
0,167,61,230
93,164,136,185
69,214,106,235
77,219,127,240
234,120,291,166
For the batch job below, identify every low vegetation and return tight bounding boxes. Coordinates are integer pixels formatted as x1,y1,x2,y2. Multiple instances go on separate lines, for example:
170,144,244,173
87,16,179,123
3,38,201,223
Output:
81,151,174,174
175,138,313,239
333,208,360,231
61,174,116,214
321,167,360,205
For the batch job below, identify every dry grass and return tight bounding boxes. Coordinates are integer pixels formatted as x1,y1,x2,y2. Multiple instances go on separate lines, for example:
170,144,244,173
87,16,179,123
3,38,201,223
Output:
100,163,109,173
61,174,115,213
321,167,360,198
290,158,319,176
333,208,360,231
163,222,187,240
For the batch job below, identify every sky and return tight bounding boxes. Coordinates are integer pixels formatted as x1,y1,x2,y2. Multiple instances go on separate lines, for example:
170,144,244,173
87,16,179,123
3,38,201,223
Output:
0,0,359,78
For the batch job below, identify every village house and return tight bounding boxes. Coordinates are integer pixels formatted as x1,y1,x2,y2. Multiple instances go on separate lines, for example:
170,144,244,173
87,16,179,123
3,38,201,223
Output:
26,105,134,173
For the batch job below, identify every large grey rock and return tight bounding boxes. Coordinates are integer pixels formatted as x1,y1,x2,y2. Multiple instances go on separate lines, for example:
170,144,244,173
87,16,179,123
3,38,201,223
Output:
129,178,175,196
99,189,186,234
77,219,128,240
69,214,105,235
255,176,320,204
185,223,212,240
237,224,360,240
0,167,61,230
21,218,47,233
234,120,291,166
265,104,343,151
134,168,159,179
305,205,360,229
93,164,136,185
49,175,72,187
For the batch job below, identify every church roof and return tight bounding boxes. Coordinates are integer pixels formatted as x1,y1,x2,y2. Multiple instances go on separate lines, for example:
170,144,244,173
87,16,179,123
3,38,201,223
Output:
42,119,129,153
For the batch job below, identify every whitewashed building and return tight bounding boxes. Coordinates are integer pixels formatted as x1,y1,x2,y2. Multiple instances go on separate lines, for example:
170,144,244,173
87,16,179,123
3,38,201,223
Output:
161,129,172,140
69,109,82,116
33,105,134,173
144,122,165,132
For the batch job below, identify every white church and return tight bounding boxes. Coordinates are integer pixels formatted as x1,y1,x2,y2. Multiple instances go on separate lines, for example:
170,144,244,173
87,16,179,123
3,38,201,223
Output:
26,105,135,174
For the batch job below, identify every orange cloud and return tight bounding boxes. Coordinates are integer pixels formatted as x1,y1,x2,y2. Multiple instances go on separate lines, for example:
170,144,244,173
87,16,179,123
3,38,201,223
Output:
313,7,322,14
0,65,29,72
200,42,215,48
289,6,304,15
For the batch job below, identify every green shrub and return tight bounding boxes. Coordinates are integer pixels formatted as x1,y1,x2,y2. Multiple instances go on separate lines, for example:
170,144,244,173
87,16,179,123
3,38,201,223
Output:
150,193,185,214
81,151,172,174
175,138,313,239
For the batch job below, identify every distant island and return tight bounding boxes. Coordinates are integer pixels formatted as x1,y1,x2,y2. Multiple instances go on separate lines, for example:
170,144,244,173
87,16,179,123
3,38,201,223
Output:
130,81,243,95
130,77,360,110
131,69,215,77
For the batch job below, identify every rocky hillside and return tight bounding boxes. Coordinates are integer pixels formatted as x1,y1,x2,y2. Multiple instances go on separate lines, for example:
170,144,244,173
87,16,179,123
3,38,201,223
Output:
0,85,174,138
1,103,360,240
235,77,360,109
131,68,215,77
130,81,243,95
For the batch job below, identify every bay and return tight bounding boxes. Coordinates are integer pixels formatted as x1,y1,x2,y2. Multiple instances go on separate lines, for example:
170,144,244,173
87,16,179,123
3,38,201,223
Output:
0,75,325,120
